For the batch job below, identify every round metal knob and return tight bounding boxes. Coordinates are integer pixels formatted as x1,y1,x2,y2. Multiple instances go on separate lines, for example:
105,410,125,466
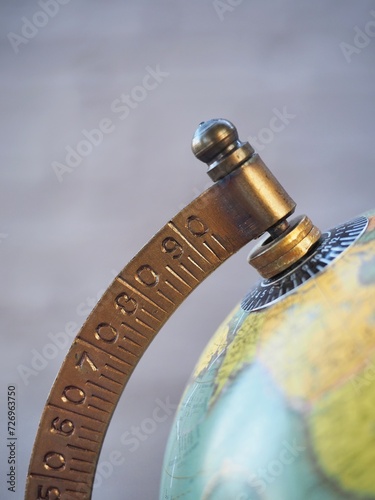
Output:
191,118,321,280
192,119,254,182
191,119,238,164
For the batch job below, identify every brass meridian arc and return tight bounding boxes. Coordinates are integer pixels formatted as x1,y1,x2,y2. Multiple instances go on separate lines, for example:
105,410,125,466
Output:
26,119,317,499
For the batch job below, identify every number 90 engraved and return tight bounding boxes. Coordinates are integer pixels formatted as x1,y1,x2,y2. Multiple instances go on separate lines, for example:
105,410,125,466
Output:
37,485,60,499
161,237,183,258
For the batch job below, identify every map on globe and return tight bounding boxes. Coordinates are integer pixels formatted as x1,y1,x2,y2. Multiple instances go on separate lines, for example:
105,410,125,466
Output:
160,213,375,499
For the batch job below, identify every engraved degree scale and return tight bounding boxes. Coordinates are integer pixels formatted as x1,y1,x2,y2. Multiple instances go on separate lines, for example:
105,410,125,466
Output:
26,119,361,499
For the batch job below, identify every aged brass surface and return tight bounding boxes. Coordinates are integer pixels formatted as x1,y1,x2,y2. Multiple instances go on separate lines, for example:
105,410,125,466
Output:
26,119,316,499
191,119,255,181
249,215,322,278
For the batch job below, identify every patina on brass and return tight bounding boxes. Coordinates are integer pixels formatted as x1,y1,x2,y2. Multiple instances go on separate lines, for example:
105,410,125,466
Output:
26,119,317,499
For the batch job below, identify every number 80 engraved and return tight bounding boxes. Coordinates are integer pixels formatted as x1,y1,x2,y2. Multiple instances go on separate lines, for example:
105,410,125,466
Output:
115,293,138,315
135,265,159,287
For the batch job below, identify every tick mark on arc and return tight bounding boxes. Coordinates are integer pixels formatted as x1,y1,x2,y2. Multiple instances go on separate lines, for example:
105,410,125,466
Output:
122,335,143,349
187,255,205,273
70,456,94,464
104,363,128,377
117,344,139,359
165,279,183,295
77,434,100,444
67,443,96,454
156,288,175,305
86,380,118,395
70,467,91,475
100,372,122,385
167,222,210,263
178,262,199,281
319,257,333,265
141,307,160,321
78,338,134,369
210,233,230,252
80,424,102,435
340,241,353,247
87,403,111,414
47,403,107,424
203,241,221,260
116,276,168,314
90,393,113,404
66,488,87,495
165,265,193,288
121,321,149,340
135,317,156,332
28,472,88,485
340,236,361,241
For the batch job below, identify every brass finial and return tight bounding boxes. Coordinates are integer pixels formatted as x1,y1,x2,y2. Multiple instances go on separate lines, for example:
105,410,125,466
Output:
192,119,254,181
192,118,321,279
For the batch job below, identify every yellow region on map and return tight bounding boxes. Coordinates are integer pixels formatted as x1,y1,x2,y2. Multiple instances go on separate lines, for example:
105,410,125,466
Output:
210,312,264,402
193,307,237,378
257,240,375,404
165,216,375,498
194,226,375,411
309,363,375,495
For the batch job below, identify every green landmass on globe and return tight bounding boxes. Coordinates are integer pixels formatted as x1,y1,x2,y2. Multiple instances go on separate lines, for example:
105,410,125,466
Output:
160,213,375,499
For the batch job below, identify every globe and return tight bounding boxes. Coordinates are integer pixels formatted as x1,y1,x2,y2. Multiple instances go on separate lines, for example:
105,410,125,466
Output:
160,210,375,499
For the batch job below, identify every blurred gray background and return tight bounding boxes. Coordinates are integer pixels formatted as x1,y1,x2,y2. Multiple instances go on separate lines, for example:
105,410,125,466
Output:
1,1,375,498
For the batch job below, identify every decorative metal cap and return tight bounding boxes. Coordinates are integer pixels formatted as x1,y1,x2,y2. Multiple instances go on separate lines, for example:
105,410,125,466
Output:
192,117,321,279
192,119,254,181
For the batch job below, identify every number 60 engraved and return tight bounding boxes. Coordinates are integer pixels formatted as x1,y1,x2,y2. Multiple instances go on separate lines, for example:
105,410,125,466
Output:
51,417,74,436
